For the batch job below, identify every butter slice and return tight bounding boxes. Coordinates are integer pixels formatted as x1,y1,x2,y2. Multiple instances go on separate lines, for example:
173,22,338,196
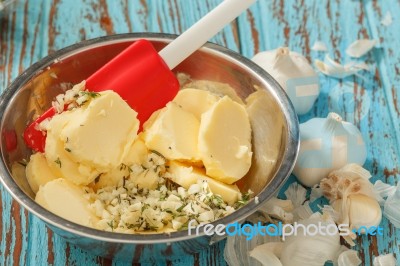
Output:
26,153,58,193
60,90,139,169
45,111,100,185
143,102,200,161
173,89,219,120
36,178,99,227
167,161,241,205
198,96,252,184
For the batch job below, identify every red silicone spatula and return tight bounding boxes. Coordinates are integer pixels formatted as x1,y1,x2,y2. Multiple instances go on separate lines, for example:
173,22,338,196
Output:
24,0,257,153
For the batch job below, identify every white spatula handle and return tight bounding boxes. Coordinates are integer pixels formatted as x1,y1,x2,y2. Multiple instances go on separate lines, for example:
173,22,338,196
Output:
159,0,257,70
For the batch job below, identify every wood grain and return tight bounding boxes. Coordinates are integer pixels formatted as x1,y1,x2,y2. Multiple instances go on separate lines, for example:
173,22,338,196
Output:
1,0,399,265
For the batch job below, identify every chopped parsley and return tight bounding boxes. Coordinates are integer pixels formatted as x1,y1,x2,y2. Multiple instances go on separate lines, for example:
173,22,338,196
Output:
54,158,62,168
81,91,101,98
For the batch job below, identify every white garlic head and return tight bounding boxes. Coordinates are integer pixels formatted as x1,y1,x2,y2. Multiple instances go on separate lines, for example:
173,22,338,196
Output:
252,47,320,115
293,113,367,187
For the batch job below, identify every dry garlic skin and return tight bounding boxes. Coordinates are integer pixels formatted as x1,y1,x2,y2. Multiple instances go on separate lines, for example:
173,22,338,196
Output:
59,90,139,169
167,161,241,205
35,178,98,227
26,153,58,193
173,88,219,120
143,102,200,161
199,96,252,184
45,111,100,185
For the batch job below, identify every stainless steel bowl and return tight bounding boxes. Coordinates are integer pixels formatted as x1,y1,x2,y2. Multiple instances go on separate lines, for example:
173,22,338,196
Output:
0,33,299,261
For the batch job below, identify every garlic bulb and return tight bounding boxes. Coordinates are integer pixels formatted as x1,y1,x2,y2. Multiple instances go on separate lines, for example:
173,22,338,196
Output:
321,164,382,232
279,213,341,266
293,112,367,187
252,47,320,115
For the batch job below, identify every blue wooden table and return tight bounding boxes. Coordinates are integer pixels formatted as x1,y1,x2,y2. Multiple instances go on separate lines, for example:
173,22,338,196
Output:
1,0,399,265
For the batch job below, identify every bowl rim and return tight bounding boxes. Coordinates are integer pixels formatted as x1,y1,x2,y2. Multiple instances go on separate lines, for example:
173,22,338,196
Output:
0,32,299,244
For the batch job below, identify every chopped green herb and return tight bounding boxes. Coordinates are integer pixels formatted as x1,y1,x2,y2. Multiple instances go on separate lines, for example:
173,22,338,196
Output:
176,204,185,212
146,225,158,231
149,149,166,160
233,190,254,209
122,177,127,190
141,203,150,212
120,163,129,171
65,148,72,152
94,174,102,184
107,220,115,231
81,91,101,98
54,158,62,168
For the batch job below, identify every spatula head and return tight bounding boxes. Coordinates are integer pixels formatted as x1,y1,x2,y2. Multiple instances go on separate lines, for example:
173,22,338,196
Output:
24,39,180,152
86,39,180,123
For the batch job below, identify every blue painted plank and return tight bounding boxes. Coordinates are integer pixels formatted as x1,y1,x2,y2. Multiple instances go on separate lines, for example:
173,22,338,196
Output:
1,0,400,265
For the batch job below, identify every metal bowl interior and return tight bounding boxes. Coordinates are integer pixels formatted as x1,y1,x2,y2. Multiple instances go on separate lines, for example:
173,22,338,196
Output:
0,33,299,259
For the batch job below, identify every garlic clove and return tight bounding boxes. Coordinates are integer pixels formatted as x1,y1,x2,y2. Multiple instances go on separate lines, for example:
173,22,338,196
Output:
294,113,367,187
252,47,320,115
332,194,382,230
345,39,378,58
249,243,283,266
337,250,362,266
